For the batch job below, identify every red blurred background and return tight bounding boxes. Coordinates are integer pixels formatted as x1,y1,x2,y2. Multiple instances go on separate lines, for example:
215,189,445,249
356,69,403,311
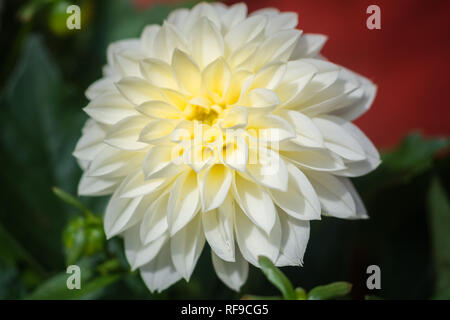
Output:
136,0,450,148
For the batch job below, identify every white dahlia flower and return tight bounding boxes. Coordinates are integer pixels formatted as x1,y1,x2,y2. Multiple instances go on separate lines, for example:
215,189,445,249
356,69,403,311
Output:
74,2,380,292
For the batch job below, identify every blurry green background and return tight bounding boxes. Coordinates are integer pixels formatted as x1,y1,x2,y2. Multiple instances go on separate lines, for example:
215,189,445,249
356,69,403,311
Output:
0,0,449,300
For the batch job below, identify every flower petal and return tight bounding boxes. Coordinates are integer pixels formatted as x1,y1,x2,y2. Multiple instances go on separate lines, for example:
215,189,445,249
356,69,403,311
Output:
168,170,201,236
234,203,281,266
171,213,205,280
140,240,182,293
233,173,277,234
203,194,235,262
212,249,248,292
200,164,232,211
190,17,224,69
104,116,149,150
83,92,139,125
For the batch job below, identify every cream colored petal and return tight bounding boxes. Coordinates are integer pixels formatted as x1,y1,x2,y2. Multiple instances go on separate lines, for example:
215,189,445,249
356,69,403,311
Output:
87,146,145,178
276,210,310,267
248,29,301,70
339,177,369,219
119,169,167,198
290,34,327,59
219,3,247,33
282,147,346,172
104,115,149,150
139,58,179,90
168,170,200,236
269,161,321,220
202,57,231,101
190,17,224,69
234,204,281,267
140,191,170,244
233,173,277,234
224,15,267,53
85,77,117,100
277,110,323,148
203,194,235,262
104,185,151,238
83,92,139,125
78,172,118,196
246,147,288,191
251,62,287,90
304,170,356,219
140,240,182,293
264,12,298,36
132,233,169,270
171,213,205,280
116,77,163,105
199,164,232,211
138,119,177,143
73,120,106,161
219,106,248,130
140,25,160,56
212,249,248,292
142,145,186,179
239,88,280,116
137,100,182,119
313,115,366,161
220,134,248,172
247,114,295,142
172,49,202,95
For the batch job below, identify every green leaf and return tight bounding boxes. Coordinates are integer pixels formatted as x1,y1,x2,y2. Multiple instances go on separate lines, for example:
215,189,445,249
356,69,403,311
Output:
52,187,91,215
26,260,120,300
241,295,282,300
0,35,88,269
295,287,307,300
382,133,449,180
258,256,296,300
307,282,352,300
428,176,450,299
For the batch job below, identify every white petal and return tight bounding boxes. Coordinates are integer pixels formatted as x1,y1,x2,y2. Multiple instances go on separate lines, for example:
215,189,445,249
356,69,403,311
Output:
116,77,163,105
138,119,177,143
212,249,248,292
104,116,149,150
168,170,200,236
203,194,235,262
246,147,288,191
247,114,295,142
171,213,205,280
190,17,224,69
269,162,321,220
339,177,369,219
290,34,327,59
304,170,356,219
140,240,182,293
140,191,170,244
225,15,267,53
143,145,186,179
252,62,287,90
132,234,168,270
233,173,277,234
83,92,139,125
119,169,167,198
200,164,232,211
277,110,323,148
139,58,179,90
220,134,248,172
78,172,118,196
219,3,247,33
137,100,181,119
313,116,366,161
202,57,231,100
276,210,310,266
234,204,281,267
265,12,298,36
281,147,346,172
87,147,144,178
73,120,106,161
172,49,201,95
